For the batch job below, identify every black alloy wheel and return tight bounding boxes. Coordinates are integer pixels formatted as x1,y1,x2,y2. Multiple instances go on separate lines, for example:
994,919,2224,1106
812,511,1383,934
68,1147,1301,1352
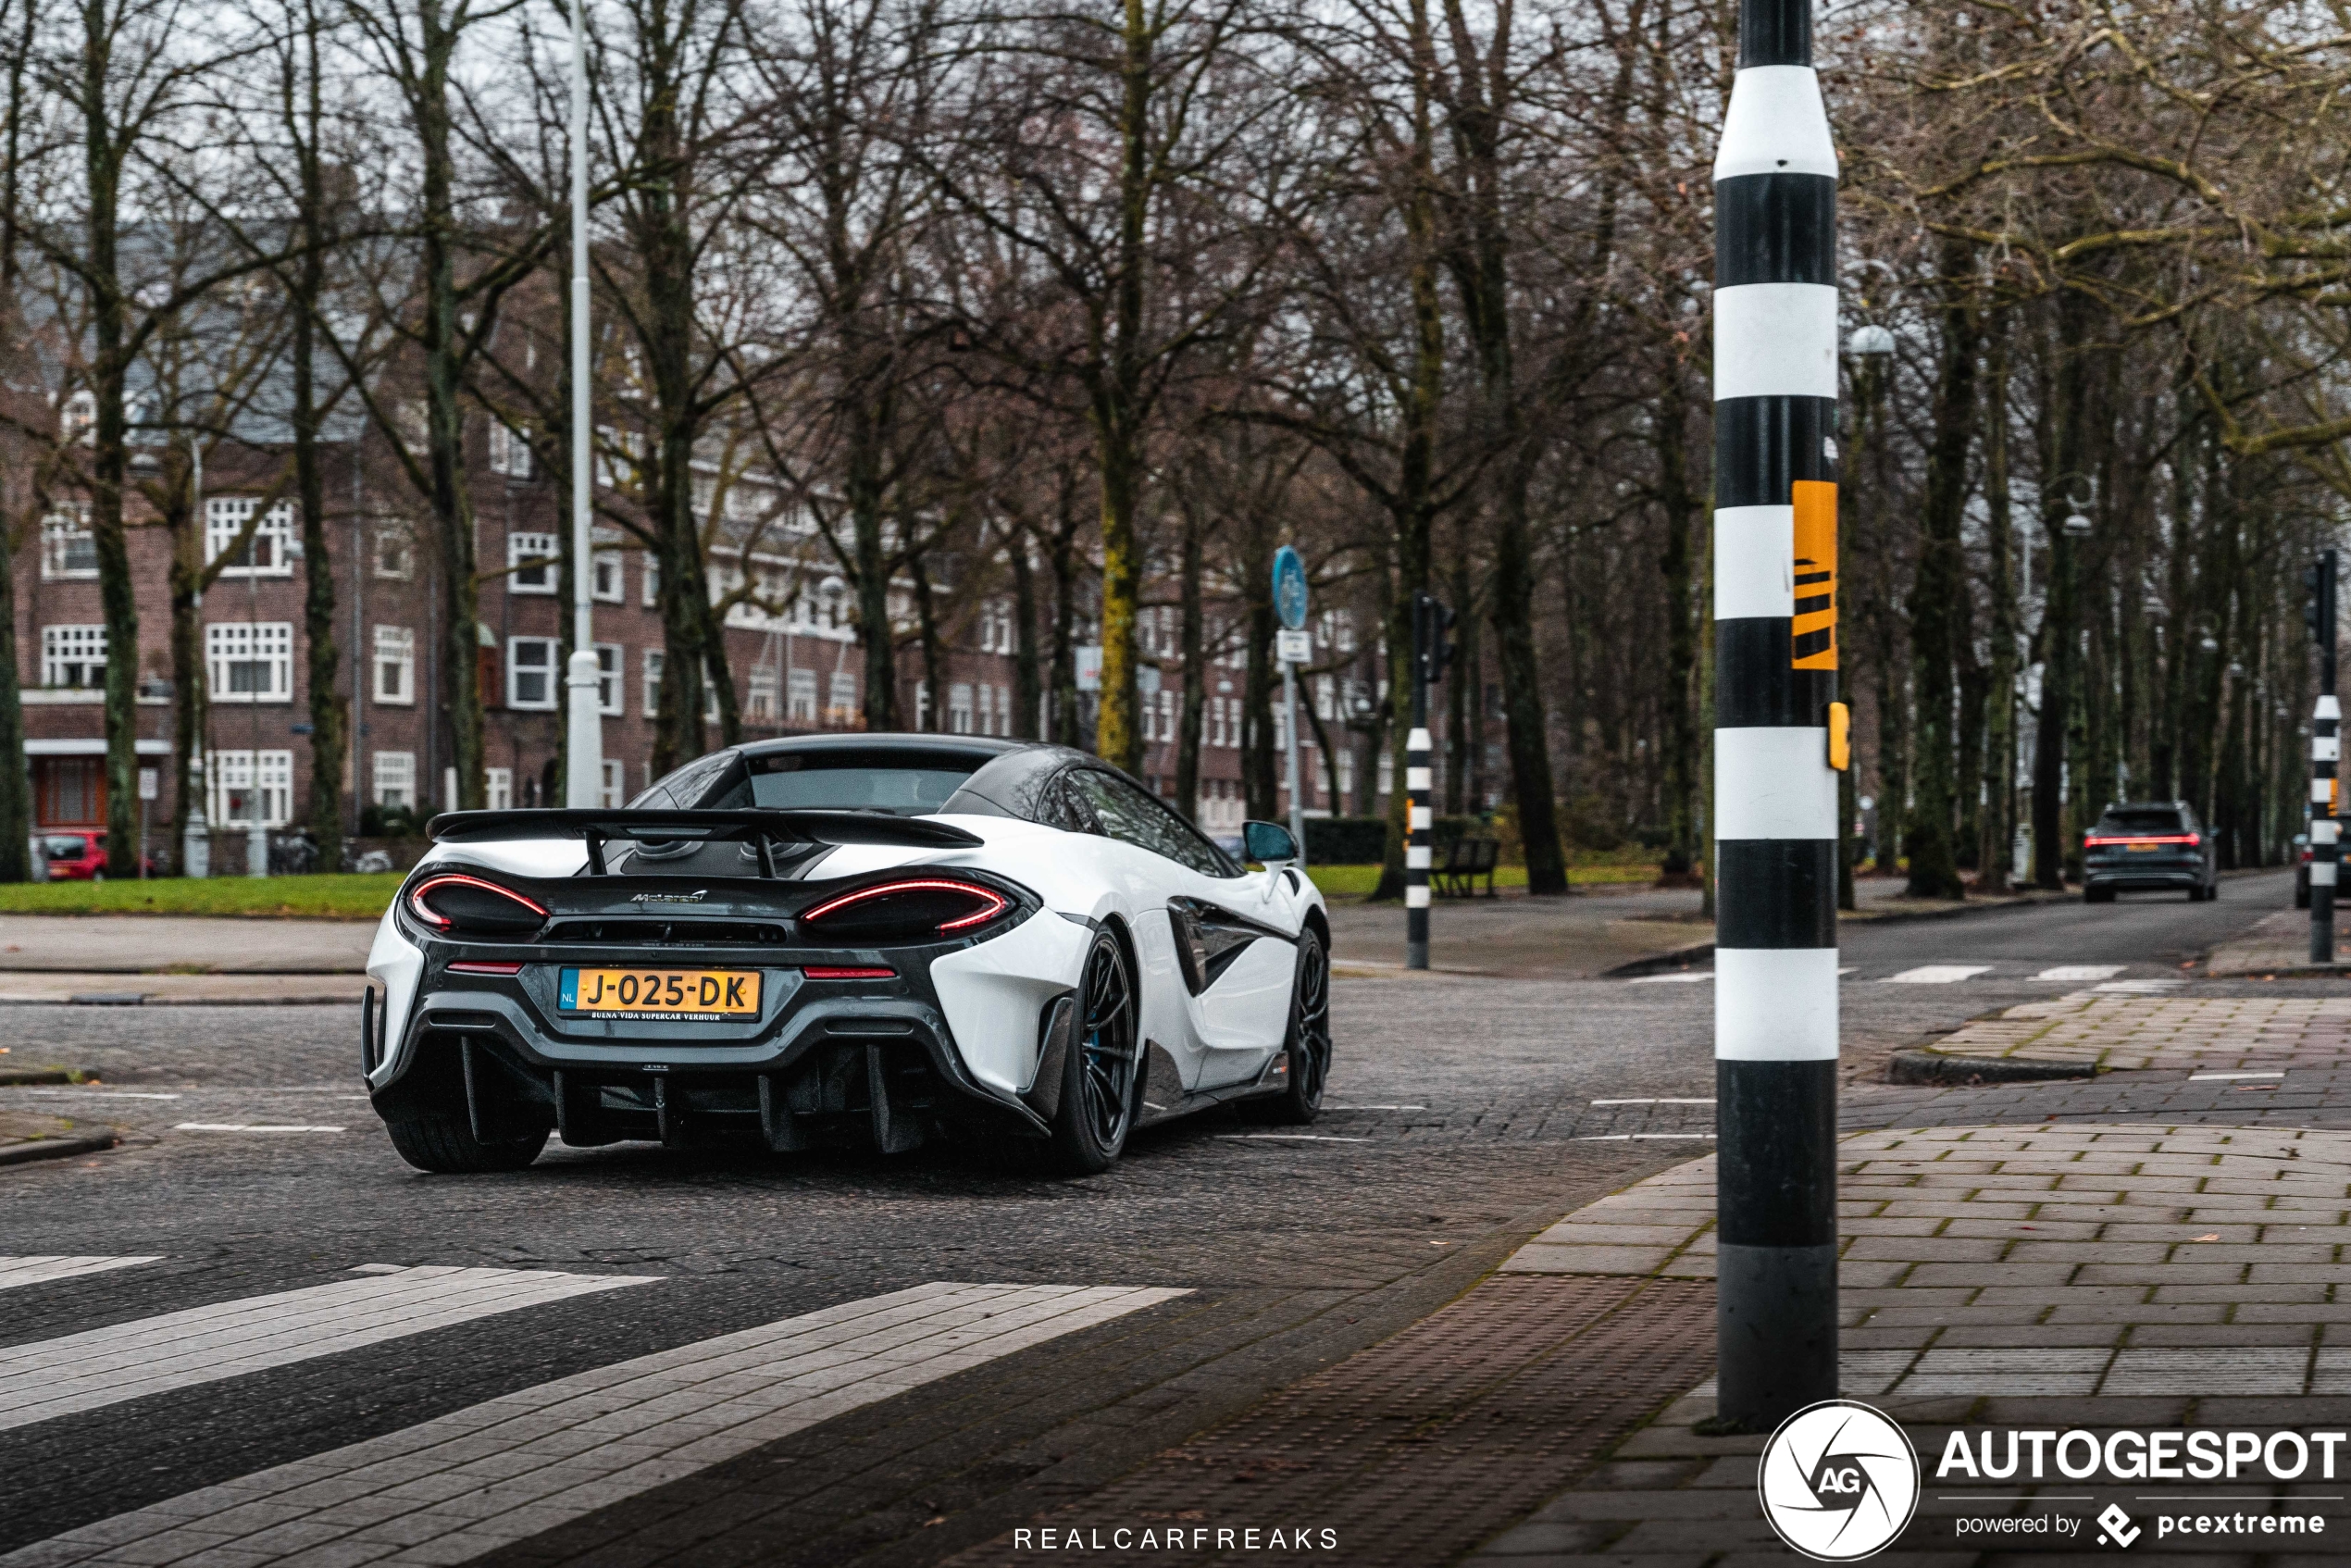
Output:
1243,928,1332,1126
1045,929,1139,1175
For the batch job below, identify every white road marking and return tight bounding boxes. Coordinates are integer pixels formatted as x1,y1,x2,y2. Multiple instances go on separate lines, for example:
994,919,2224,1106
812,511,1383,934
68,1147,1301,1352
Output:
1324,1105,1426,1111
2033,964,2125,982
15,1090,180,1100
0,1265,653,1433
0,1257,161,1293
171,1124,345,1134
2192,1071,2285,1081
2093,978,2188,994
1592,1098,1716,1105
1632,1133,1715,1139
1216,1134,1371,1143
1884,965,1994,984
1627,972,1710,984
6,1282,1183,1568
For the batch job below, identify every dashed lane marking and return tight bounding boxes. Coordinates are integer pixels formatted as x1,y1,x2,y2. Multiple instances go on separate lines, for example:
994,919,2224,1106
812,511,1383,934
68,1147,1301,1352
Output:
2192,1071,2286,1081
0,1258,161,1293
1627,972,1710,984
2093,978,2189,994
0,1265,653,1433
1884,964,1995,984
1324,1105,1427,1111
1216,1134,1372,1143
1591,1098,1715,1105
171,1124,345,1134
2033,964,2125,982
4,1282,1185,1568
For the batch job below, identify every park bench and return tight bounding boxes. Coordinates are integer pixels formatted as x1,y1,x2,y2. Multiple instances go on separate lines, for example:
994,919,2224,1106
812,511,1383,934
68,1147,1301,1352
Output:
1434,836,1499,899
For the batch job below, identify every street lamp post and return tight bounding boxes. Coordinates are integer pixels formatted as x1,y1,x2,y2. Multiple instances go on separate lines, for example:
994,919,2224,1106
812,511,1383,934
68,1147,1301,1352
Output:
562,0,603,809
1710,0,1845,1431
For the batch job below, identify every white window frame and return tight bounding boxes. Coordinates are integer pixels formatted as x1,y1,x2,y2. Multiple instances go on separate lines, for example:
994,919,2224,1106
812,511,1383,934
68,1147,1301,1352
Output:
948,682,974,735
205,622,294,703
205,498,295,578
507,531,558,595
486,767,514,811
788,668,817,725
506,637,558,710
827,672,856,724
41,509,97,580
372,751,416,809
40,625,106,689
487,418,532,479
372,523,415,580
594,642,623,716
207,750,293,828
746,665,779,722
642,648,665,716
641,552,661,606
599,758,625,809
591,550,624,604
373,626,417,705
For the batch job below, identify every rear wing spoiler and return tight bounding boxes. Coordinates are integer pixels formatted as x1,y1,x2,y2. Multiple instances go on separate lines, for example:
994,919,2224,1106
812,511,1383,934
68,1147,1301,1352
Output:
426,809,983,876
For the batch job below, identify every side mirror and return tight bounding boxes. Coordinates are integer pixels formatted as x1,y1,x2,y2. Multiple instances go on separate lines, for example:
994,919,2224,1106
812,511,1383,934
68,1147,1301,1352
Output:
1243,819,1299,866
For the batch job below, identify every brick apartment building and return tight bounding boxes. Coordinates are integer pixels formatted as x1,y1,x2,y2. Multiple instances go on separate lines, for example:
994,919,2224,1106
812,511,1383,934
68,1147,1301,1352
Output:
14,416,1360,864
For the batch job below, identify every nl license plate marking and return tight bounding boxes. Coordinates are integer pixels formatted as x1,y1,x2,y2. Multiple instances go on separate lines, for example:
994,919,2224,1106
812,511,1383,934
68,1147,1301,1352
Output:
2127,843,2161,852
559,967,761,1020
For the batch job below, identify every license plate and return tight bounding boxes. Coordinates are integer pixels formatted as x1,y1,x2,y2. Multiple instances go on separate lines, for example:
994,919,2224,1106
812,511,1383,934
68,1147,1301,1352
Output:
558,967,761,1019
2127,843,2162,852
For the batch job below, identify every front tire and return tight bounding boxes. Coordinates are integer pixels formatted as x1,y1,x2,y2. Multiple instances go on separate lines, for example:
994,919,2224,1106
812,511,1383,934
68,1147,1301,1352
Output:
1242,928,1332,1126
384,1112,547,1174
1042,930,1139,1176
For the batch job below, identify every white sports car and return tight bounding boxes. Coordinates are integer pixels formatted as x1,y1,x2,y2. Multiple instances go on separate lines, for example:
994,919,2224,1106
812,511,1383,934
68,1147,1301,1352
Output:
362,736,1333,1176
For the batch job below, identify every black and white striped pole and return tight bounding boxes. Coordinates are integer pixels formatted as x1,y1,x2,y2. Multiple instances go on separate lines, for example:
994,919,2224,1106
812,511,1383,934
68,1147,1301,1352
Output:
2309,550,2338,964
1406,593,1452,970
1711,0,1847,1431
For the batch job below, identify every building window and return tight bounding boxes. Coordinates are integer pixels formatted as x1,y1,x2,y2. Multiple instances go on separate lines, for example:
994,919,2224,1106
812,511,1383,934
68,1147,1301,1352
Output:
486,767,513,810
487,419,532,479
206,622,294,703
373,524,414,580
373,627,416,705
595,643,623,716
205,498,295,577
788,669,816,724
642,649,665,716
372,751,416,809
591,550,623,603
41,511,96,580
507,531,557,594
208,750,293,828
600,758,624,808
60,389,95,444
976,683,995,736
641,552,660,605
948,682,973,734
747,666,779,722
41,625,106,689
827,672,856,725
506,637,558,709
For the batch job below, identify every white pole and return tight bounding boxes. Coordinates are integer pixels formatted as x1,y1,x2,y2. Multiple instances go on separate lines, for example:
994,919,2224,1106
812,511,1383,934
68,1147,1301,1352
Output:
562,0,603,809
1282,656,1304,864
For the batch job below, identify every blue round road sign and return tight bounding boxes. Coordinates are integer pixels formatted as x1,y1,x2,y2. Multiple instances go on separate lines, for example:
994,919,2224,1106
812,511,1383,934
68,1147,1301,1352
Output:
1273,545,1308,630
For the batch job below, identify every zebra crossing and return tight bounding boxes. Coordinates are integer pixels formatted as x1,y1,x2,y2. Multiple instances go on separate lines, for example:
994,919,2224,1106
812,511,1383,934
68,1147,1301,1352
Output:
0,1258,1185,1566
1629,963,2168,987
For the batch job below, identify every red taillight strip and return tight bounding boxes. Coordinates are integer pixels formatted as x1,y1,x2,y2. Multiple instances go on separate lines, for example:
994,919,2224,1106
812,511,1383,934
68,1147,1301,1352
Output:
448,961,524,976
801,966,897,980
2085,835,2199,846
408,873,551,930
798,878,1011,932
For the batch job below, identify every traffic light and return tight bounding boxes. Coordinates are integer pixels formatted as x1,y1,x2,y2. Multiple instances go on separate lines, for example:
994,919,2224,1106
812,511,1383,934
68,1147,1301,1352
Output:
1413,592,1456,688
2309,552,2339,651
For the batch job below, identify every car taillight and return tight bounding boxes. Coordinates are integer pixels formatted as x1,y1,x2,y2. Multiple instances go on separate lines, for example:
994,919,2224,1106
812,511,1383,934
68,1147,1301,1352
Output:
407,873,549,937
447,961,524,976
801,966,897,980
798,878,1011,942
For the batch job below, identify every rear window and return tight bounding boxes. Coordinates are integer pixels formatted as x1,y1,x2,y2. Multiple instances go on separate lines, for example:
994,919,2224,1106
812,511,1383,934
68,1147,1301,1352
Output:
2096,809,2185,836
744,751,980,815
42,836,86,859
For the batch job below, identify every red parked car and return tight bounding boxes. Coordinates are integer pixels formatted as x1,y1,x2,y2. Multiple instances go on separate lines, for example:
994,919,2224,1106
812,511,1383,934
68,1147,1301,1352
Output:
41,830,155,880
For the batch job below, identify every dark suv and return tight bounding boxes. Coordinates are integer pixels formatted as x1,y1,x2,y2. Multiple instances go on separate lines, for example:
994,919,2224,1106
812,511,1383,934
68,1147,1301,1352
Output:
2084,802,2218,903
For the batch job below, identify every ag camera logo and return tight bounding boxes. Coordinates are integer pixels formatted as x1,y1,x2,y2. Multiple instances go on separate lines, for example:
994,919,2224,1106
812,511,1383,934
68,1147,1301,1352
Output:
1759,1400,1921,1561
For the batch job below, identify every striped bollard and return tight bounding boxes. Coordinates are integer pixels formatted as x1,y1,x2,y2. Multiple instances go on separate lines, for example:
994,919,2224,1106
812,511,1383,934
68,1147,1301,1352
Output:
1406,728,1431,969
1711,0,1845,1431
2316,693,2338,965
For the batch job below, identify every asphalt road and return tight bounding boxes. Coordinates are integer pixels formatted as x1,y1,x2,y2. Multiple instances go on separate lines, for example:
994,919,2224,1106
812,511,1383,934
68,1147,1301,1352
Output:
0,874,2305,1566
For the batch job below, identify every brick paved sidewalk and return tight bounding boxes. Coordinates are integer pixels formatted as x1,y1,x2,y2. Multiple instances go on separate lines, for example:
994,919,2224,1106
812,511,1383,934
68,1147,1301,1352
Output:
1918,992,2351,1073
1479,1123,2351,1564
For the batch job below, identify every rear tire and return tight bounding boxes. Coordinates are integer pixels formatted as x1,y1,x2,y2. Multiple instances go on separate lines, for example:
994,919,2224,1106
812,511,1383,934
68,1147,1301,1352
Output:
384,1112,547,1174
1041,930,1138,1176
1241,929,1331,1126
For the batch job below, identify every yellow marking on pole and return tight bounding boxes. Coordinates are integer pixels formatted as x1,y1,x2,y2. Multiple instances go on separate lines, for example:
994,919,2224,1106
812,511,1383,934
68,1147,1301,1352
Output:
1792,479,1837,669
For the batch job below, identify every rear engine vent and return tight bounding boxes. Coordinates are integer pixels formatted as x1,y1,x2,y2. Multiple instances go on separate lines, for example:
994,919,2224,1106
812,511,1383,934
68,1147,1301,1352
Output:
543,919,789,947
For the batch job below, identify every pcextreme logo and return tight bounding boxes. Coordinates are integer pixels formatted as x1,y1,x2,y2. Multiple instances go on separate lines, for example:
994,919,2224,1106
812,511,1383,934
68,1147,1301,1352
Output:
1758,1400,1922,1562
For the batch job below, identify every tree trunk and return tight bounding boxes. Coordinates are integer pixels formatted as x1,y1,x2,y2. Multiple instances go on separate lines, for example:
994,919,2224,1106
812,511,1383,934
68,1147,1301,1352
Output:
1904,241,1980,900
1656,353,1701,888
1009,528,1041,739
291,17,342,864
2032,292,2094,890
1176,498,1204,820
1977,318,2016,893
1241,502,1276,818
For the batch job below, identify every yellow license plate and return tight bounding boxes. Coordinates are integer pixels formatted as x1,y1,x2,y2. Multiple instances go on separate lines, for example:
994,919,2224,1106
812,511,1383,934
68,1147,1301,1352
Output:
2127,843,2161,852
558,967,761,1017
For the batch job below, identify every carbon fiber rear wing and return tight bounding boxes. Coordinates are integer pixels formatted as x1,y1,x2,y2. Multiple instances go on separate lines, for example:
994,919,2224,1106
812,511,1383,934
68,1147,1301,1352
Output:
425,809,983,876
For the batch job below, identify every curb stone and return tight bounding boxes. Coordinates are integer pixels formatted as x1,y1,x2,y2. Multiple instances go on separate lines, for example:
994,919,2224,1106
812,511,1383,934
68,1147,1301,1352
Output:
0,1066,81,1086
0,1131,118,1166
1885,1049,2098,1086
